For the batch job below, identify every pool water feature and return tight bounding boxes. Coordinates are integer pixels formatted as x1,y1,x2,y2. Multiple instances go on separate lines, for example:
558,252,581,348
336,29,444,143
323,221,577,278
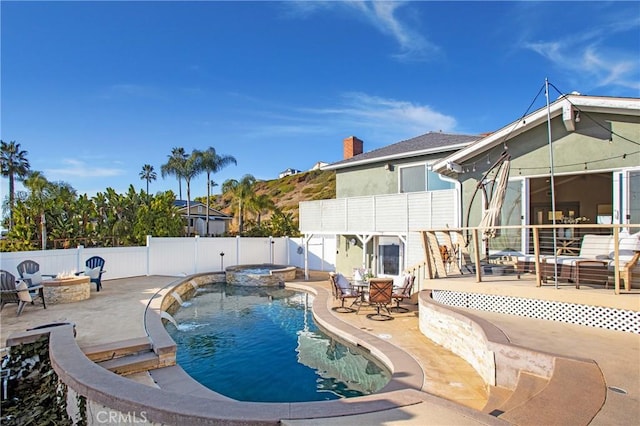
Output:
165,283,390,403
225,264,297,286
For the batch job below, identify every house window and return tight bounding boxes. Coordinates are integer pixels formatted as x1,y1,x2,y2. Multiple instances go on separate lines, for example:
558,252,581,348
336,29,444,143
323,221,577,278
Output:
400,165,425,193
198,205,203,214
400,164,455,192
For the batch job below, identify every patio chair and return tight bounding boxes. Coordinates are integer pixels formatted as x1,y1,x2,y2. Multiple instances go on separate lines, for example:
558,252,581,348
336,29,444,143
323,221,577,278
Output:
76,256,106,291
390,274,415,313
366,278,394,321
16,259,56,287
329,272,361,313
1,270,45,316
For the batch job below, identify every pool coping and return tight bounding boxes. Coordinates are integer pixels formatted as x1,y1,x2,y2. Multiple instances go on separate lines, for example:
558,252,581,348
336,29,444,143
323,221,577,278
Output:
14,274,505,425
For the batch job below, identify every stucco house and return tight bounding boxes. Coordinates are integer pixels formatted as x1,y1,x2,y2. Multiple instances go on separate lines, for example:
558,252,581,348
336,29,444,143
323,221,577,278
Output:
432,94,640,256
174,201,232,236
299,94,639,281
299,133,479,278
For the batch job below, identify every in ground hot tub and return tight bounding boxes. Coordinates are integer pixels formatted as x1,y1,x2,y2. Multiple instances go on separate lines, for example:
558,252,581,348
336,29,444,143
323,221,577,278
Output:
225,264,297,286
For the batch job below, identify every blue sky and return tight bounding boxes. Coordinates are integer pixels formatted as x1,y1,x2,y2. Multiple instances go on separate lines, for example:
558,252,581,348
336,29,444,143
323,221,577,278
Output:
2,1,639,200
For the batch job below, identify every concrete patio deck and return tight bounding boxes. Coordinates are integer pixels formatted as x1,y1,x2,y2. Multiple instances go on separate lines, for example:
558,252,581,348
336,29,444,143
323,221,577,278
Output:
1,272,639,425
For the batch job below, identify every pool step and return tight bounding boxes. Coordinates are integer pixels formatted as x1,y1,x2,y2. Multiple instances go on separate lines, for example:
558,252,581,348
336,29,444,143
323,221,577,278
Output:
499,358,605,426
481,385,512,415
81,337,153,362
488,372,548,417
97,351,160,376
81,337,165,376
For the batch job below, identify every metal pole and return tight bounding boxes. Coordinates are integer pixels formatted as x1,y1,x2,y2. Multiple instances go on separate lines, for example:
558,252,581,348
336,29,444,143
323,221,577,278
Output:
545,78,559,288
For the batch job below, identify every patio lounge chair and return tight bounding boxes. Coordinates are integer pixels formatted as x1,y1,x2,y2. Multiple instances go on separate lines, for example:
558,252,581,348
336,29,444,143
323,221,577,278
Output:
76,256,106,291
542,232,640,290
390,274,415,313
0,270,46,316
366,278,394,321
329,272,361,313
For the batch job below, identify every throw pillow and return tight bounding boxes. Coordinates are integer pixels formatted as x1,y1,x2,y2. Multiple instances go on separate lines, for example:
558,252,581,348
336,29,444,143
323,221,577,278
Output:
16,281,33,302
336,273,351,291
23,271,43,286
85,266,101,280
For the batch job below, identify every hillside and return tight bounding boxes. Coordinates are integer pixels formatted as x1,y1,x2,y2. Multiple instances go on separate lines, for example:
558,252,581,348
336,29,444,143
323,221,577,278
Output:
211,169,336,225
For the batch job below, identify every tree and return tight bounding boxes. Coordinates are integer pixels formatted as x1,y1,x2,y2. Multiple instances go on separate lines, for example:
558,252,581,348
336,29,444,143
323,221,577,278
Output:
139,164,157,199
222,174,256,235
247,193,275,228
22,171,52,250
0,140,31,230
161,147,187,200
194,147,236,236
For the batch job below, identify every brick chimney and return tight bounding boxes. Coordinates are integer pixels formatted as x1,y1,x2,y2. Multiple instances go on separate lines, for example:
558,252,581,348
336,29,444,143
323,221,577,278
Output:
343,136,363,159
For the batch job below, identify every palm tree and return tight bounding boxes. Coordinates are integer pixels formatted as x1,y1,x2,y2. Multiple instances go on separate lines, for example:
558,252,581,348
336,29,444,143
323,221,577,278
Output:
139,164,157,200
22,171,51,250
161,147,187,200
247,193,275,227
222,174,256,235
0,140,31,229
180,151,201,236
194,147,236,236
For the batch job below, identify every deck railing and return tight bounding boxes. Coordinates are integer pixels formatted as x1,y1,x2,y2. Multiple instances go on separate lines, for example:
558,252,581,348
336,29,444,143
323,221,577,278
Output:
420,223,639,295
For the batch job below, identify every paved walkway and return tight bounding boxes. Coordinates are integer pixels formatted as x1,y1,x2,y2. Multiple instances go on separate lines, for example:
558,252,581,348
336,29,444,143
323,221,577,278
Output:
2,274,638,425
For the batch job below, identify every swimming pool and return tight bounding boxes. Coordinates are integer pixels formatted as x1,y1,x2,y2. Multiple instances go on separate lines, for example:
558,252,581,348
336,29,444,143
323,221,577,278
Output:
165,283,390,402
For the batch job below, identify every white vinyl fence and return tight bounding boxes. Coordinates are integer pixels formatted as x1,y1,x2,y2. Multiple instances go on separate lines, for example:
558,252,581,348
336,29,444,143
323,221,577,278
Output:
0,236,336,281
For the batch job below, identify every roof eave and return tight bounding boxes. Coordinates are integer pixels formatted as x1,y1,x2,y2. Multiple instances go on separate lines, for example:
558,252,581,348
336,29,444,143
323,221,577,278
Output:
432,96,640,175
324,142,473,171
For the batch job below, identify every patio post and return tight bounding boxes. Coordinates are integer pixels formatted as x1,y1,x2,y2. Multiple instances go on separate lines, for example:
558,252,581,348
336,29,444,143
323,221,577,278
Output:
472,228,482,282
613,226,620,295
533,227,542,287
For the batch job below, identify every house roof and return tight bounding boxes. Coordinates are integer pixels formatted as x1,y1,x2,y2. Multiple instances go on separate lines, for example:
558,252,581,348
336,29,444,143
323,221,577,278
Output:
324,131,480,170
432,94,640,176
174,201,231,219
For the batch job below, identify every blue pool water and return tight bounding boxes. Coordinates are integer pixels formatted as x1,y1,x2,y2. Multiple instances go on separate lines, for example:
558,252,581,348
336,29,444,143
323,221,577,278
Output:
165,283,390,403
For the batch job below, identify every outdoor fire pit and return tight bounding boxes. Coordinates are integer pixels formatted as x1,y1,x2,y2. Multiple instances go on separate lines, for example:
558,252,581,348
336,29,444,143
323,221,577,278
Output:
43,275,90,304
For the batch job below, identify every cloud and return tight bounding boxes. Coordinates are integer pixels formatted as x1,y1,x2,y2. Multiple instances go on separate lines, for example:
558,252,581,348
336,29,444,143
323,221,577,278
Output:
285,1,437,61
221,92,457,147
45,159,125,180
309,92,457,135
522,16,640,91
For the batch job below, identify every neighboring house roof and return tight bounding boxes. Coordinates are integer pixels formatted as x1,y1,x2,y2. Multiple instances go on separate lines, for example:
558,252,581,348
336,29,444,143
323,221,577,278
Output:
324,131,480,170
175,201,231,220
432,94,640,176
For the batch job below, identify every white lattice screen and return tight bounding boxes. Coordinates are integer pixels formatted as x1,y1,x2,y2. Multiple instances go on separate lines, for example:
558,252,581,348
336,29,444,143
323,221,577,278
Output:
432,290,639,334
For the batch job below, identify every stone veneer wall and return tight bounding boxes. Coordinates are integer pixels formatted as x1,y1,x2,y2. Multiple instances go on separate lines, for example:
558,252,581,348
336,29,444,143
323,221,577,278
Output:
225,265,297,287
419,292,496,387
419,291,556,390
43,277,91,304
160,272,225,315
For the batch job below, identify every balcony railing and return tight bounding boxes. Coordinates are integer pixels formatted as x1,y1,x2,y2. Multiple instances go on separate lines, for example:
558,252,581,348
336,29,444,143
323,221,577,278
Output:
418,224,639,295
299,189,458,234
